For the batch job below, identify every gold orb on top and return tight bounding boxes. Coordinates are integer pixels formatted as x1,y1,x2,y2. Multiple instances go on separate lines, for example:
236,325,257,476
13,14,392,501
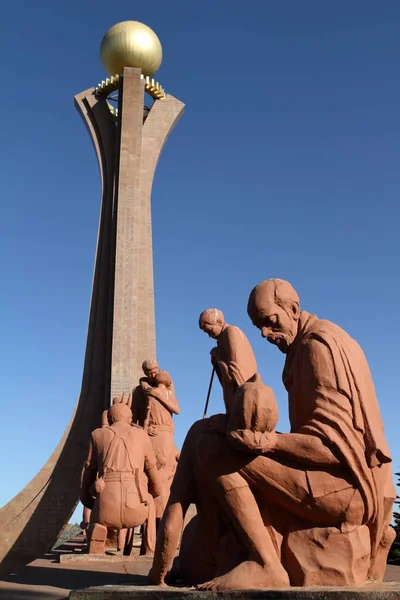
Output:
100,21,163,77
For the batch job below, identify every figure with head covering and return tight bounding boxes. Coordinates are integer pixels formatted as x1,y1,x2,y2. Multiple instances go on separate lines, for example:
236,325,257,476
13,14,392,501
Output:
81,395,162,555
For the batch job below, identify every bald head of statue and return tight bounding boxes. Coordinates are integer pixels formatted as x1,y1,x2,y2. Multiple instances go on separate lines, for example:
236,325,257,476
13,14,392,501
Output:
247,278,300,354
108,402,132,425
199,308,225,339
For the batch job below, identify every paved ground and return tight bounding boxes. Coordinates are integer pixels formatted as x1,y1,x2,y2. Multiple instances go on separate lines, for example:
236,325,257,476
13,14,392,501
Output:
0,537,151,600
0,536,399,600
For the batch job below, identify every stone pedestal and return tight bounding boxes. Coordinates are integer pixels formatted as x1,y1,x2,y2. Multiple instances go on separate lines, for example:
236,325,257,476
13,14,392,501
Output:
69,584,400,600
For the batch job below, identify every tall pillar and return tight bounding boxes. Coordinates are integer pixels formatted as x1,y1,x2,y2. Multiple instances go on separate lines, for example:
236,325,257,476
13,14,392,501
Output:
111,67,153,399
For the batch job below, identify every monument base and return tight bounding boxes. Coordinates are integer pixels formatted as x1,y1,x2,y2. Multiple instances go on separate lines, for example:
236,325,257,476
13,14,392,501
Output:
69,583,400,600
60,553,152,564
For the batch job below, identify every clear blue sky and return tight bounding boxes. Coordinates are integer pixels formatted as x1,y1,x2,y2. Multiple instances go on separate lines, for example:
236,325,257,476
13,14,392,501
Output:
0,0,399,523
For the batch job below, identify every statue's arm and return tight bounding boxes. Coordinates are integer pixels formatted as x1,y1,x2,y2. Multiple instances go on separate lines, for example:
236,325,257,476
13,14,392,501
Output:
101,409,109,427
147,383,180,414
269,432,340,466
214,327,250,387
80,435,97,509
131,387,142,424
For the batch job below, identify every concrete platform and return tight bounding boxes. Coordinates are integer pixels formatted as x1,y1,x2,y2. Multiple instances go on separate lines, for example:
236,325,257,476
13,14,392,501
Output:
0,536,151,600
60,554,137,564
59,539,153,564
0,535,399,600
69,583,400,600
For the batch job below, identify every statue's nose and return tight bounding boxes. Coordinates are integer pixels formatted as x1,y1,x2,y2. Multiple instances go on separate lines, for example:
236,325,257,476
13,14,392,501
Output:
261,327,270,338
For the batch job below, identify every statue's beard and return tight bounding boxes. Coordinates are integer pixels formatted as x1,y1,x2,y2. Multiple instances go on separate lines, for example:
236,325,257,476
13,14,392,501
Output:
267,320,296,353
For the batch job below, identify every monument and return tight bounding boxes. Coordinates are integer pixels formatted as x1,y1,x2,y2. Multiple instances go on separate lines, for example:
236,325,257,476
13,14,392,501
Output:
0,20,184,576
150,279,395,591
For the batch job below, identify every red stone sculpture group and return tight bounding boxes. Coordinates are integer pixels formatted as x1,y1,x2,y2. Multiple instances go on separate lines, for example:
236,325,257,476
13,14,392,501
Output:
81,278,395,590
80,360,180,556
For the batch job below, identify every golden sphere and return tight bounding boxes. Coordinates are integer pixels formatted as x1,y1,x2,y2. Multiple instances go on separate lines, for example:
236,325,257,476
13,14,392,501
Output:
100,21,162,77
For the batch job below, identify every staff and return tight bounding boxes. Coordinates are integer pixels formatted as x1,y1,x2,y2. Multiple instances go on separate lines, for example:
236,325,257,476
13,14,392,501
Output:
203,367,215,419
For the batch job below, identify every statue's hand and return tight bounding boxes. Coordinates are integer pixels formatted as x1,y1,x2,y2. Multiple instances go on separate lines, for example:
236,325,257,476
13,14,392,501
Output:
210,346,220,365
227,429,277,454
101,409,109,427
145,386,160,400
147,424,158,437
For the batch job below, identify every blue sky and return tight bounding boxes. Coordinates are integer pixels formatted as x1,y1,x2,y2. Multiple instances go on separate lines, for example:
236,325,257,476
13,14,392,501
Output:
0,0,399,524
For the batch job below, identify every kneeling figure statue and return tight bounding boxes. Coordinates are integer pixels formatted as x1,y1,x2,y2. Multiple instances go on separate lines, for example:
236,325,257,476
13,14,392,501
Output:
81,398,162,555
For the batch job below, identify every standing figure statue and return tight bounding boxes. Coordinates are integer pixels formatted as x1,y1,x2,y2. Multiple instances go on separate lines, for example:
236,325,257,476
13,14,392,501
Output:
81,396,162,555
149,280,395,591
131,360,180,554
199,309,257,414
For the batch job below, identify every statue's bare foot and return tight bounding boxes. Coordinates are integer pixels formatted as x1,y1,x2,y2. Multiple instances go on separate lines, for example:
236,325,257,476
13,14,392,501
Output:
196,561,289,592
149,580,168,588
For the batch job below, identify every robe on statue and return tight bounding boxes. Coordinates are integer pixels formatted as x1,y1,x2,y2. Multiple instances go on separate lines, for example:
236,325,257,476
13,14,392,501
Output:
283,311,395,569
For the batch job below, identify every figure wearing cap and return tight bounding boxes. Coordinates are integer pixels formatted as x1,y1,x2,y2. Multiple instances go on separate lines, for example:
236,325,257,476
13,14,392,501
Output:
81,396,162,555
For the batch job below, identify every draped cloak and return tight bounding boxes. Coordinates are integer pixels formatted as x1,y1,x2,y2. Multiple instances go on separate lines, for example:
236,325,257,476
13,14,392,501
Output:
283,311,395,558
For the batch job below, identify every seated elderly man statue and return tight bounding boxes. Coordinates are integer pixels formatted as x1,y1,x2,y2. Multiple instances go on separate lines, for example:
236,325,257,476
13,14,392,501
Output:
81,397,162,555
149,279,395,591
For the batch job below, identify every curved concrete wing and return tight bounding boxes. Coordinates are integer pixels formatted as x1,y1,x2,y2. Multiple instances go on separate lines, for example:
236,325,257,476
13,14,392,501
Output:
0,89,116,576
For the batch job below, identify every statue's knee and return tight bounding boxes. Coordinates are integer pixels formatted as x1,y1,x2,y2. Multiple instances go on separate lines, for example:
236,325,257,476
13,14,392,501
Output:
186,419,207,440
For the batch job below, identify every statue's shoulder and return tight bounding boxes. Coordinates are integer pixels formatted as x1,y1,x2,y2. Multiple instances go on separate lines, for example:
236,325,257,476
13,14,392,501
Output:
91,426,109,443
91,426,103,436
131,423,144,431
300,314,352,354
225,324,246,340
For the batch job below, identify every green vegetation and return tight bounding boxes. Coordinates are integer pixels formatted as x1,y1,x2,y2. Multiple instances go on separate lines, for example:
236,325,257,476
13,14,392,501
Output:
52,523,82,549
388,471,400,565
